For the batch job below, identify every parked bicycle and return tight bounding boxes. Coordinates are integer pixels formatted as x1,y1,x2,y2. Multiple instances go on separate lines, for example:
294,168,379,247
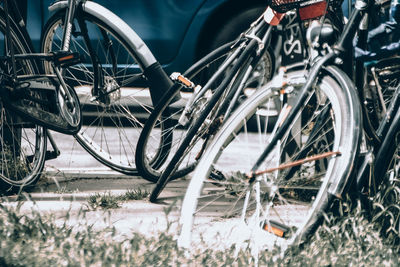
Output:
178,0,400,254
135,17,275,191
3,0,265,192
0,0,180,192
41,0,176,175
0,0,81,192
137,0,344,202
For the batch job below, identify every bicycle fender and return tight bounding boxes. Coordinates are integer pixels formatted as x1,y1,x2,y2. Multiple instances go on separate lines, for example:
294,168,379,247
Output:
48,1,157,68
323,66,362,198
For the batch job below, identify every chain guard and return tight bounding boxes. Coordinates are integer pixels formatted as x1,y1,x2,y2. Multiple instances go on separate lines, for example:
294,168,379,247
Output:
0,76,81,135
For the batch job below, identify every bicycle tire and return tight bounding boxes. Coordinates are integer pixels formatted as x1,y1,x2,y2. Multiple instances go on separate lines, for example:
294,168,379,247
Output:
0,10,46,192
136,39,274,184
42,9,157,174
148,39,275,201
178,68,360,252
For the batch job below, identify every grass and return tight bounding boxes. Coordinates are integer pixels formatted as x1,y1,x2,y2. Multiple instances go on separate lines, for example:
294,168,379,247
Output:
0,146,29,179
54,186,76,194
86,189,150,210
0,182,399,266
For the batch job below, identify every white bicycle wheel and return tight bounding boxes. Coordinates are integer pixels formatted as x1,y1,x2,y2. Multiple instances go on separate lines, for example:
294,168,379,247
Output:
178,69,360,252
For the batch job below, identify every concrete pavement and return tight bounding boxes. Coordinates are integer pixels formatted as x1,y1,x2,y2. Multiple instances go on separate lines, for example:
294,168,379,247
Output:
3,131,187,239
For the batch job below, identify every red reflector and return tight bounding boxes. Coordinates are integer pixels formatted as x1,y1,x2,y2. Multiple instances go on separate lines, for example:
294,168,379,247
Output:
262,220,291,238
177,75,193,88
263,6,285,26
264,224,285,237
299,1,327,20
58,54,74,62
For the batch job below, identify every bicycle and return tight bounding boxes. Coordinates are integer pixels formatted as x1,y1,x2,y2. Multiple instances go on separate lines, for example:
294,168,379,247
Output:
136,0,344,202
40,0,176,175
0,0,82,192
1,0,180,192
178,0,400,253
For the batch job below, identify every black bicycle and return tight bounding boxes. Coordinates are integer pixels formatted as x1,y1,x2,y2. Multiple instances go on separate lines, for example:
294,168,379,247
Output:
0,0,82,192
1,0,182,192
136,0,344,202
41,0,177,175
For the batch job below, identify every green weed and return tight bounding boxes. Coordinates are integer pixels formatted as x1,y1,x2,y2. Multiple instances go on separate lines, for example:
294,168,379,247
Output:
121,188,150,201
87,192,121,210
86,189,150,210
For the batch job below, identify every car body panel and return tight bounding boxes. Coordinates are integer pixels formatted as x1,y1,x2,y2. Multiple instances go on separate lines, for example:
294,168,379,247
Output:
27,0,233,73
27,0,349,75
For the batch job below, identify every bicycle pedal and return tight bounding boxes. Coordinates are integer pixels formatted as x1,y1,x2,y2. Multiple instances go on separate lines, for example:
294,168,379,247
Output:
27,150,58,162
52,51,82,67
27,151,59,163
44,150,60,161
262,220,291,238
170,72,195,89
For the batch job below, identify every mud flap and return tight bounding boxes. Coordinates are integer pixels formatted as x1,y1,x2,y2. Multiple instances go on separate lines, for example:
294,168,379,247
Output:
144,62,180,106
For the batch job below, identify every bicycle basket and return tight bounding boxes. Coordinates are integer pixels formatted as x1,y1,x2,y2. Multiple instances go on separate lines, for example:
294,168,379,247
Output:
270,0,326,13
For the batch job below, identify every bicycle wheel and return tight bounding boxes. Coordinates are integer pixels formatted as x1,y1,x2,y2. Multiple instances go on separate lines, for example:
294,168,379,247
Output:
364,56,400,131
42,10,154,174
178,68,360,252
371,81,400,189
0,11,46,192
136,40,274,183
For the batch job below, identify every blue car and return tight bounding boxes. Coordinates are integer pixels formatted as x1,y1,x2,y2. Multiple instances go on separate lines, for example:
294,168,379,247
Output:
27,0,267,74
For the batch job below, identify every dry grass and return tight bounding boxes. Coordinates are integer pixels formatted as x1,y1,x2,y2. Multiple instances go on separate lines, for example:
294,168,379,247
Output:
0,181,398,266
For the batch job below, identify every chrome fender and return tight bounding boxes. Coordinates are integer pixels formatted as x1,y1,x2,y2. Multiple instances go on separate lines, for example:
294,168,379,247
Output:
49,1,157,68
324,65,362,198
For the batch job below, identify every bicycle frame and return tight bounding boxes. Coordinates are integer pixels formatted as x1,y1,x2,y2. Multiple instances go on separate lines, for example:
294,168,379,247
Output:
244,5,339,170
220,7,318,119
2,0,37,77
178,4,317,128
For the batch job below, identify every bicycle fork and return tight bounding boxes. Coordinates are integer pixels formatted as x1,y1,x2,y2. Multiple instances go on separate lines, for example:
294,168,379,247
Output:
248,52,337,176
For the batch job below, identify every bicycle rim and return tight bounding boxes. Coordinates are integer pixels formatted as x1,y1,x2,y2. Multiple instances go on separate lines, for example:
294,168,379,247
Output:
178,70,359,252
